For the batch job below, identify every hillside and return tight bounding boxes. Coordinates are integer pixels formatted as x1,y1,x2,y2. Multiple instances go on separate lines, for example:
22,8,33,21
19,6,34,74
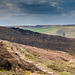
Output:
20,25,75,38
0,27,75,55
0,40,75,75
0,40,43,75
0,40,51,75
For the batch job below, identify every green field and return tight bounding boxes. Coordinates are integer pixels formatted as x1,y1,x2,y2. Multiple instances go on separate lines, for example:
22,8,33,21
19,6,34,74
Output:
28,27,62,33
25,26,75,38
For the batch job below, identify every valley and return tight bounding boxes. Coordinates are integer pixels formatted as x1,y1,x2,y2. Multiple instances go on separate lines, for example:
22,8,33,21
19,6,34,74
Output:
19,25,75,38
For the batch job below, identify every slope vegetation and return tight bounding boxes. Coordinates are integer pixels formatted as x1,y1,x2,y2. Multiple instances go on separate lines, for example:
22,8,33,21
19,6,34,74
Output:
0,40,75,75
0,40,47,75
0,27,75,55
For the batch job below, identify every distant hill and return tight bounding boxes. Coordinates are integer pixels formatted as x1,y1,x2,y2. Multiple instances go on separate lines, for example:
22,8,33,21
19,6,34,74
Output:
20,25,75,38
0,27,75,55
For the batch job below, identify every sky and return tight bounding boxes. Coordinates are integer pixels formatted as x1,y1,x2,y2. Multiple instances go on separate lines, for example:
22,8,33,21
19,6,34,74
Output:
0,0,75,26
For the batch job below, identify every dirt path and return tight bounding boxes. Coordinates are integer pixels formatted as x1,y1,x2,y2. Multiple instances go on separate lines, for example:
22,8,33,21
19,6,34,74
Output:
15,51,56,75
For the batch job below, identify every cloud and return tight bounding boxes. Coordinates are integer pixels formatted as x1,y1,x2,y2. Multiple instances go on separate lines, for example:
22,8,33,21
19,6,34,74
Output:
0,0,75,15
62,14,66,16
18,2,62,14
39,0,46,4
6,3,14,7
50,2,58,7
0,0,75,25
60,1,75,13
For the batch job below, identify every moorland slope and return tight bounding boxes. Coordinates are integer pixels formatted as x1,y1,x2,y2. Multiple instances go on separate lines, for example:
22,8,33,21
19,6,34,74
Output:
0,40,75,75
0,27,75,55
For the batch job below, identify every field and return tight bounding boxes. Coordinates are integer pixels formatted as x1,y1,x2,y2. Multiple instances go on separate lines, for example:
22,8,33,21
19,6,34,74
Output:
22,26,75,38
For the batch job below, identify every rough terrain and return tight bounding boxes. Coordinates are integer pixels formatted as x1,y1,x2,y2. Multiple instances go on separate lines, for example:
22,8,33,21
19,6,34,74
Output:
0,40,75,75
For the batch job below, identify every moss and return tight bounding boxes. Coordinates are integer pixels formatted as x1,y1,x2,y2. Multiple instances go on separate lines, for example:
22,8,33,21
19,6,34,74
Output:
47,64,65,72
37,71,46,74
59,71,74,75
22,70,31,74
0,69,8,71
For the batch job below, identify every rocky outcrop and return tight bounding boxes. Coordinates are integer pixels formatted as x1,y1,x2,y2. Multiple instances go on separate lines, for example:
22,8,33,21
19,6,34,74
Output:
0,40,57,75
0,40,41,72
0,40,75,75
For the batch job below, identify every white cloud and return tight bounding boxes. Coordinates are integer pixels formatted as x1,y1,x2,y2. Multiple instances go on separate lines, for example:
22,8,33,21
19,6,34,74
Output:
39,0,46,3
6,3,14,7
50,2,58,7
62,14,66,16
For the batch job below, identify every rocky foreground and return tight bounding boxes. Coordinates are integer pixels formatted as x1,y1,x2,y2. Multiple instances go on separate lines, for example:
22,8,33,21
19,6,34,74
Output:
0,40,75,75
